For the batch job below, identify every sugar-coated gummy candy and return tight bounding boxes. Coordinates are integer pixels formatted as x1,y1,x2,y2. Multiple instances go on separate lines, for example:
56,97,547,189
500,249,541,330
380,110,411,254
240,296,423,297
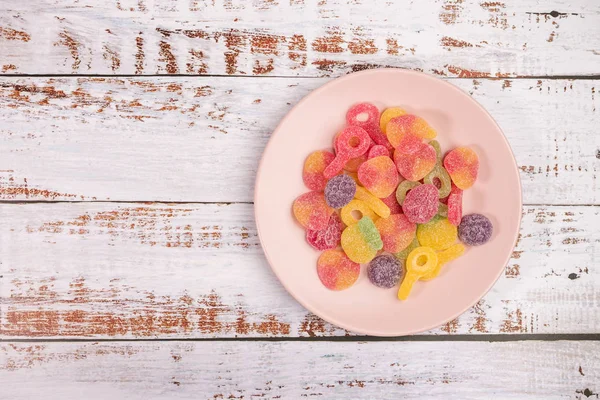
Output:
375,214,417,253
306,213,344,251
341,199,378,226
358,156,399,198
381,191,402,215
394,237,419,263
443,147,479,190
398,246,438,300
394,142,437,182
346,103,391,149
355,185,391,218
395,180,420,205
458,214,493,246
324,126,371,179
341,216,383,263
346,102,379,128
325,174,356,208
424,164,452,198
402,183,439,224
293,191,334,230
368,145,390,159
416,216,458,251
368,255,403,289
343,154,368,172
363,124,393,149
317,249,360,290
447,184,463,226
420,243,465,281
358,216,384,251
379,107,406,134
430,140,442,161
386,115,436,153
303,150,335,191
437,202,448,217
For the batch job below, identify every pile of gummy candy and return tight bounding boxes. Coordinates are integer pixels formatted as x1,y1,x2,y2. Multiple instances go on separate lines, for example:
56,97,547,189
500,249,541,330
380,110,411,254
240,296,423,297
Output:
292,103,493,300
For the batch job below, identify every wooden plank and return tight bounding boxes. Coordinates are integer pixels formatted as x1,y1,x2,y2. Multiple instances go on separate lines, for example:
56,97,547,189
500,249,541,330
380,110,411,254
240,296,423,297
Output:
1,203,598,339
1,340,599,399
0,0,599,76
0,77,598,204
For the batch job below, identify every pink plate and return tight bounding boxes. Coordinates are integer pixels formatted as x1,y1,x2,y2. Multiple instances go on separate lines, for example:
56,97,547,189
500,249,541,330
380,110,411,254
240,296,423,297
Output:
254,69,522,336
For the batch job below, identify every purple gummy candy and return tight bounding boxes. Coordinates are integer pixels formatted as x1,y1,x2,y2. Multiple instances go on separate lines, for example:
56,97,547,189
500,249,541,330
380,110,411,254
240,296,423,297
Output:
325,174,356,208
367,255,403,289
458,213,493,246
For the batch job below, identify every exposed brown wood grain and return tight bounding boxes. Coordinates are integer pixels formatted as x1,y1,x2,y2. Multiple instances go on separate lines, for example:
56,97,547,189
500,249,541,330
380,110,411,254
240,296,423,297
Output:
0,77,597,203
0,0,598,76
1,203,597,339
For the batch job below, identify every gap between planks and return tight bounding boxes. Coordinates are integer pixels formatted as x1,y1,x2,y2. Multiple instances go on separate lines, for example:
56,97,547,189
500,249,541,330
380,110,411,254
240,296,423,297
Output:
3,333,600,343
0,74,599,80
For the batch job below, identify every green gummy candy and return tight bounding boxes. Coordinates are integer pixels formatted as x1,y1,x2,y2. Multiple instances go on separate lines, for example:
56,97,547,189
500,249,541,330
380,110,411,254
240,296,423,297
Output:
424,164,452,198
438,202,448,217
394,237,419,262
430,140,442,161
358,216,383,251
396,180,420,205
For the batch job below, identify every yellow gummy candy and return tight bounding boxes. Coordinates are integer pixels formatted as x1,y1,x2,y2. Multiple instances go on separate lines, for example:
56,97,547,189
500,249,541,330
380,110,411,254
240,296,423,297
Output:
341,219,379,264
416,216,457,251
394,237,419,263
354,185,391,218
421,243,466,281
398,246,438,300
341,199,378,226
379,107,407,134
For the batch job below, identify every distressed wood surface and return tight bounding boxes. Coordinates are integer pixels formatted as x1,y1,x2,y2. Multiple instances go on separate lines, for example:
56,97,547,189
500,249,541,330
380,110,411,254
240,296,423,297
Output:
0,0,599,77
0,77,598,204
1,203,597,339
1,341,599,399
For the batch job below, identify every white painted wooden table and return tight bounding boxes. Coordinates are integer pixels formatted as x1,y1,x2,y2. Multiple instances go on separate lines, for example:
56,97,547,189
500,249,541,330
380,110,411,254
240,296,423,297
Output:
0,0,599,398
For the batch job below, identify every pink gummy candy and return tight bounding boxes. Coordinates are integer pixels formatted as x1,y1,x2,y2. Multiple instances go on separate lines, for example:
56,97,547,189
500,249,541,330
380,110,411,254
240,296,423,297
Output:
324,126,370,179
443,147,479,190
303,150,335,191
447,184,463,226
306,212,344,250
346,103,392,149
368,145,390,159
393,142,437,182
375,214,417,253
358,156,399,198
381,191,403,215
386,114,436,153
346,102,379,127
293,191,334,230
402,183,439,224
317,249,360,291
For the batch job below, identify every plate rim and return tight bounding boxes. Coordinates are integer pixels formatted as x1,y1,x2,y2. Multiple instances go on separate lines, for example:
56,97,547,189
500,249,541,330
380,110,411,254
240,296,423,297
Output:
254,68,523,336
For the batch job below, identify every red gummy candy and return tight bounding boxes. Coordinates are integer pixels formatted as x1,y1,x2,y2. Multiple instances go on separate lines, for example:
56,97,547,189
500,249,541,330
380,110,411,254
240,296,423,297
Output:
447,184,463,226
306,213,344,250
402,183,439,224
346,102,379,127
324,126,370,179
381,191,403,215
303,150,335,191
394,142,437,182
346,103,392,149
368,145,390,159
363,124,393,150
